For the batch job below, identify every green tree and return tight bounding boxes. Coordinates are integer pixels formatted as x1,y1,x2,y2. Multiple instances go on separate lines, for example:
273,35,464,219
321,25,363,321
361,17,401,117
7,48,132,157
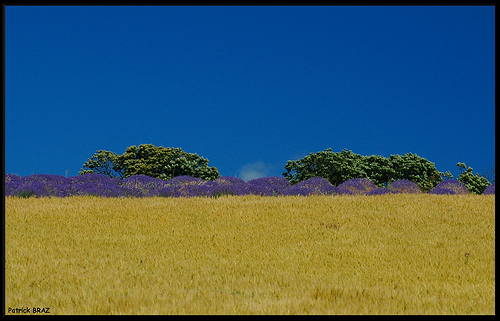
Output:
79,150,124,178
456,162,491,195
283,149,369,186
80,144,220,181
389,153,444,192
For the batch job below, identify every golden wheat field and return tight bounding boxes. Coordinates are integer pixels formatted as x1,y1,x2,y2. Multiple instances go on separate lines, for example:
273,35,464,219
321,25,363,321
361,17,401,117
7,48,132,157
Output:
5,194,495,315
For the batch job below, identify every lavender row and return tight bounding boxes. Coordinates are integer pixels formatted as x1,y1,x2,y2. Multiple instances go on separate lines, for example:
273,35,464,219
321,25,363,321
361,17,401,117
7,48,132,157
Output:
4,173,495,198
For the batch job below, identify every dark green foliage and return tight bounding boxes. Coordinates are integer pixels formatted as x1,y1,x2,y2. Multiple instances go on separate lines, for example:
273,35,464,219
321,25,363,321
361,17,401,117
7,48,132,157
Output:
283,149,369,186
283,148,447,192
119,144,220,181
388,153,444,193
15,189,37,198
362,155,396,187
80,144,220,181
456,163,491,195
79,150,124,179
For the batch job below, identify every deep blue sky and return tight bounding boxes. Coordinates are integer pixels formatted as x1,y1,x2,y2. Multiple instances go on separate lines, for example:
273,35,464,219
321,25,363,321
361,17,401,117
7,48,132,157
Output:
5,6,495,181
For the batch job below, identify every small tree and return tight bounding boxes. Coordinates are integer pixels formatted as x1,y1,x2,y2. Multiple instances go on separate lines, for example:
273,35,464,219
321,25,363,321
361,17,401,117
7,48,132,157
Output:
456,162,491,195
79,150,124,178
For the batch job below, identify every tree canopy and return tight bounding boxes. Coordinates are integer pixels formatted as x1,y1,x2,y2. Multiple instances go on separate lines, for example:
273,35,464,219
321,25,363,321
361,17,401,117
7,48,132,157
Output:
78,150,124,178
80,144,220,181
456,162,491,195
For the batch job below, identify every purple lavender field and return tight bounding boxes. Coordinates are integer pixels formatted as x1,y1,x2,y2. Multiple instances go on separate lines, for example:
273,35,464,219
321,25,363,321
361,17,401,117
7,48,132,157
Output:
428,180,470,195
4,173,495,198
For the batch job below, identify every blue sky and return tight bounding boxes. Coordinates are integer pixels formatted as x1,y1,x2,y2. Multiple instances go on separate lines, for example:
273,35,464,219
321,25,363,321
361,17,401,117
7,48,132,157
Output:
5,6,495,181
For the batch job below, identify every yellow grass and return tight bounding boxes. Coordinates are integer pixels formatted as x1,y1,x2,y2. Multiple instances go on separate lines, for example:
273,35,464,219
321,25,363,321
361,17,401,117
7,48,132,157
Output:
5,194,495,315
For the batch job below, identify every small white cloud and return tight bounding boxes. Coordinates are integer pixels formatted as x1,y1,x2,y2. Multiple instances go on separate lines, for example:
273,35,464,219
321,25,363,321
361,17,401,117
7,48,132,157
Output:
237,161,273,182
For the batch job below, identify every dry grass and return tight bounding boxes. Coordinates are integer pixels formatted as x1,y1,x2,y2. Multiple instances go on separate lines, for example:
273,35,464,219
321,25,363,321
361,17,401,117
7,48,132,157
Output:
5,194,495,314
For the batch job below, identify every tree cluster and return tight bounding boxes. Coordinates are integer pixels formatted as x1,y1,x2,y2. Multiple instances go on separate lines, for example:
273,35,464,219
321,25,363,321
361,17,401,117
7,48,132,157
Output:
283,148,451,192
79,145,492,195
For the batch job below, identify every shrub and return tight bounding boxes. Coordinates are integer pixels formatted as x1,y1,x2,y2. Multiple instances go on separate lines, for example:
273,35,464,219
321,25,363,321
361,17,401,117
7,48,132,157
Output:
12,181,47,198
14,188,38,198
428,180,469,195
208,176,247,197
284,177,335,196
179,182,214,198
209,180,245,197
11,175,75,198
118,175,170,197
335,178,377,195
244,177,291,196
215,176,246,186
70,173,121,186
156,175,209,197
156,185,177,197
72,183,130,197
5,174,23,197
387,179,423,194
166,175,207,186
